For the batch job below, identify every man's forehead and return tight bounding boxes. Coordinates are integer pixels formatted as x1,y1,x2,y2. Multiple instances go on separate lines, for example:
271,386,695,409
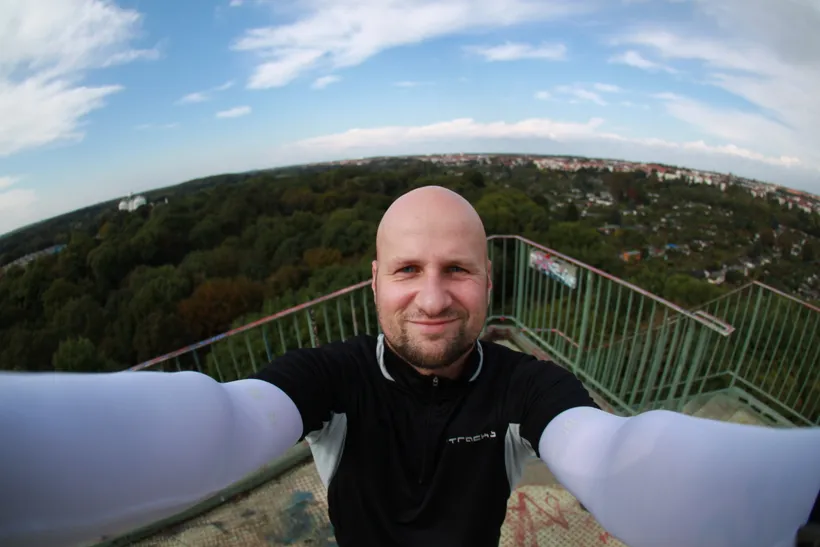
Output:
379,226,485,265
375,185,488,262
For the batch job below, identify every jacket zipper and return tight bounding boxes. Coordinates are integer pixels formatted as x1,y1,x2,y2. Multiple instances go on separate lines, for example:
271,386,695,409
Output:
418,376,439,485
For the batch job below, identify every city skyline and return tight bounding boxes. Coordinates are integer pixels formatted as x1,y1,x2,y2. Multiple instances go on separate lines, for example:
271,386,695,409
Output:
1,0,819,235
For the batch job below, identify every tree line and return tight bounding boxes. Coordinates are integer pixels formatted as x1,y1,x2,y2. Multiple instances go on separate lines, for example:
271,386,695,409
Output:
0,158,817,374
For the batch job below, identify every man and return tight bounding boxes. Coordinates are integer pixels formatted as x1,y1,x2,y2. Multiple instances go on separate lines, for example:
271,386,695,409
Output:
247,185,601,546
1,186,819,547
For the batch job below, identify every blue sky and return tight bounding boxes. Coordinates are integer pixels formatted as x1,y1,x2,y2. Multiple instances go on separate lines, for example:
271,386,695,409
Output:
1,0,819,235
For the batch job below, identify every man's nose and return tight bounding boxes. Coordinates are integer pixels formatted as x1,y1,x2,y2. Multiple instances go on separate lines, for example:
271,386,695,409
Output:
416,273,452,317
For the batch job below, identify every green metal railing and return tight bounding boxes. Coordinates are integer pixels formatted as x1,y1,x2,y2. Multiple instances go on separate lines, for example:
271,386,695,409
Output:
485,236,819,425
691,282,820,426
487,236,733,416
131,234,819,426
131,280,379,382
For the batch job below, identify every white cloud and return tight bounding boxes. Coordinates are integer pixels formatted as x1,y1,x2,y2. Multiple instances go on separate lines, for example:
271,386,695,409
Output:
614,0,820,169
216,106,252,118
292,116,798,169
0,0,158,157
229,0,243,6
620,100,649,110
534,91,552,100
393,80,434,87
135,123,180,130
177,80,235,104
593,83,622,93
0,185,37,235
231,0,586,88
554,84,607,106
465,42,567,62
312,75,341,89
608,50,676,73
0,176,19,190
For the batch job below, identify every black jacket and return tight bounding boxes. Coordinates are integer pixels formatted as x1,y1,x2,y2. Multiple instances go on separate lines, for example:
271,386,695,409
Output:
253,333,597,547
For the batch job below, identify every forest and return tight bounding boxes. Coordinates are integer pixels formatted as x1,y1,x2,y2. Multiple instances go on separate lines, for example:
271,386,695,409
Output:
1,157,818,374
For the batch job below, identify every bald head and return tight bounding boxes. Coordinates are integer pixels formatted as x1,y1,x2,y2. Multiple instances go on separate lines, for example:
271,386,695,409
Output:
371,185,492,374
376,186,487,264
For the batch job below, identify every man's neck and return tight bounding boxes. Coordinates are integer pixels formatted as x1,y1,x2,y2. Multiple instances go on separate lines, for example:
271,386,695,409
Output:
390,343,474,380
412,349,472,380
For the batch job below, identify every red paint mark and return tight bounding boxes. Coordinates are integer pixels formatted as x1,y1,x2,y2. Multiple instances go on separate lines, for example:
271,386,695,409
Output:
507,491,570,547
600,531,612,544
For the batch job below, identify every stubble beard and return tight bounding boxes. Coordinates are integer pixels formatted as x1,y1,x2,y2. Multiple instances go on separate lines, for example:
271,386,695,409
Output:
385,315,476,370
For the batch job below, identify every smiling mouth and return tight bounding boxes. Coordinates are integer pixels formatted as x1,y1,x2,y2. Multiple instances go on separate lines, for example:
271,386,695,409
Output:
409,319,458,326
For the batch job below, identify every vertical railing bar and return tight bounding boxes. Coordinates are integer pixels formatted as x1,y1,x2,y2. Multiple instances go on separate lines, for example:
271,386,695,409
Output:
639,309,670,411
262,325,273,362
227,339,242,380
514,239,523,321
502,238,508,317
337,298,346,341
547,277,557,350
307,309,318,348
245,333,258,374
575,269,594,372
603,283,623,392
525,255,535,327
611,290,634,396
629,301,656,408
489,241,495,317
278,321,287,354
571,267,585,365
786,309,820,412
618,295,645,402
665,321,696,407
592,279,613,385
323,303,332,344
730,285,763,388
293,315,303,349
727,286,754,375
714,291,739,375
554,280,566,358
362,290,371,335
748,291,775,386
192,349,203,373
770,302,801,402
655,318,683,404
775,304,812,403
350,293,359,336
679,326,710,412
535,267,545,336
696,327,719,395
211,350,225,383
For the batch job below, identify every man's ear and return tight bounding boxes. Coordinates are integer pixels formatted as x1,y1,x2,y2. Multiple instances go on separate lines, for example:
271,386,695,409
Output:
371,260,378,294
486,259,493,295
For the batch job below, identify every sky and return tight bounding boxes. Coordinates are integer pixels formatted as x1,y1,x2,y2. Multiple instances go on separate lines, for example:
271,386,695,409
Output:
1,0,820,235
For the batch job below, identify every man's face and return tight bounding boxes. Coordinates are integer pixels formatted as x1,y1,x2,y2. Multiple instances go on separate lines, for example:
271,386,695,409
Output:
372,215,491,371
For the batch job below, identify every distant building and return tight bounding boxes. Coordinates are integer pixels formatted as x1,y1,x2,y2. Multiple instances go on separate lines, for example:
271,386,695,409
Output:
118,193,147,212
2,244,67,273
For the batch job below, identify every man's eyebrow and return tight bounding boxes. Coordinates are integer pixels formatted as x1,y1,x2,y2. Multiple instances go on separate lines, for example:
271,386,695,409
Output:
388,256,481,267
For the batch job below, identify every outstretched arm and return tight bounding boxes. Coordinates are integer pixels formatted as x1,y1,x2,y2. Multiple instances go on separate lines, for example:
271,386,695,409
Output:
540,406,820,547
0,370,303,547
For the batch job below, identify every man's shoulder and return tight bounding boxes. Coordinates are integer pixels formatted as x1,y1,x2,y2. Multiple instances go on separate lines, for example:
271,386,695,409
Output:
281,333,378,366
479,338,568,379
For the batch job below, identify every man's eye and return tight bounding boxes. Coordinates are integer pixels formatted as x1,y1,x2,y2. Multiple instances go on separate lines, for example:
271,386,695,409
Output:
399,266,417,274
448,266,465,273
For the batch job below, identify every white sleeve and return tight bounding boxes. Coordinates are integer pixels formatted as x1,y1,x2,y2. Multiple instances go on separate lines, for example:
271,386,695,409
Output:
539,406,820,547
0,370,304,547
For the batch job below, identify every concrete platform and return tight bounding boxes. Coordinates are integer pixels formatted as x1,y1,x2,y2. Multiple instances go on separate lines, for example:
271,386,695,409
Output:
682,392,769,426
132,456,624,547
